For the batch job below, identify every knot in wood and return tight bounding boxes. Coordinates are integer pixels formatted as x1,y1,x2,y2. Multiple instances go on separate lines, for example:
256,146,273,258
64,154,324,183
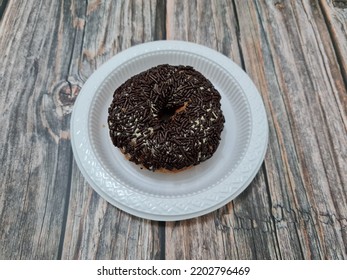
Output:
58,83,80,107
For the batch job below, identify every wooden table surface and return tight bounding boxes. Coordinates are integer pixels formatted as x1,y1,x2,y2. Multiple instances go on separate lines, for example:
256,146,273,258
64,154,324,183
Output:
1,0,346,260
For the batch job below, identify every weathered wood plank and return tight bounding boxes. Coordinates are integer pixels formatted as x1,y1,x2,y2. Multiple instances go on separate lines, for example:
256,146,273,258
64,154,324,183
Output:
61,0,165,259
165,0,279,260
236,0,347,259
165,0,347,259
0,0,165,259
319,0,347,107
1,0,346,261
166,0,243,65
62,167,161,259
0,0,76,259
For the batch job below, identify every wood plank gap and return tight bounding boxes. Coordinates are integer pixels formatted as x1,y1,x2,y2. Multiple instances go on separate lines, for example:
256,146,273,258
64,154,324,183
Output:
156,0,166,260
57,0,88,259
231,0,245,70
56,145,74,260
155,0,166,40
158,221,166,260
0,0,9,21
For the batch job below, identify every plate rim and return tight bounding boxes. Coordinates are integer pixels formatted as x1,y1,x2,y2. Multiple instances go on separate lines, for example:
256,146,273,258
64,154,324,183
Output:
71,40,268,221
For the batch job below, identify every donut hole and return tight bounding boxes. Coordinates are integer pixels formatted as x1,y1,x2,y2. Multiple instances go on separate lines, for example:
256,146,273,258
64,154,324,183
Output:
158,103,185,122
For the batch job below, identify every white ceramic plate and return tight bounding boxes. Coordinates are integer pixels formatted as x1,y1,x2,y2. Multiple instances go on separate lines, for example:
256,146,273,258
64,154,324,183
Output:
71,41,268,221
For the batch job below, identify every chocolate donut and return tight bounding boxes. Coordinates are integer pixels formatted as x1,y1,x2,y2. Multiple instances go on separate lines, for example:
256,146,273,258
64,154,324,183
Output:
108,64,225,172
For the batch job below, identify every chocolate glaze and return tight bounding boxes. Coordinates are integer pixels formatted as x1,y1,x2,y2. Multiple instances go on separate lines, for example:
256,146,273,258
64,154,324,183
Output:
108,64,225,171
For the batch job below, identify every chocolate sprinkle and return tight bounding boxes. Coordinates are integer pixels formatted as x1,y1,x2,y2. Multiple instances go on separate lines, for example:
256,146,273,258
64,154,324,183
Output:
108,64,225,172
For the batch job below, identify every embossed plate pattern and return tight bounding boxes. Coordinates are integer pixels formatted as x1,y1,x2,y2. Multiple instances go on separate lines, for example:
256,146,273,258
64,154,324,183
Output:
71,41,268,221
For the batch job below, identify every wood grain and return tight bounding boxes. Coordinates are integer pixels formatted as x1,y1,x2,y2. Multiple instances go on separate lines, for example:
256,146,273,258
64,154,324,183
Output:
319,0,347,101
0,0,346,260
239,0,347,259
237,1,347,259
0,0,75,259
60,0,166,260
0,0,165,260
165,0,347,260
62,167,161,259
